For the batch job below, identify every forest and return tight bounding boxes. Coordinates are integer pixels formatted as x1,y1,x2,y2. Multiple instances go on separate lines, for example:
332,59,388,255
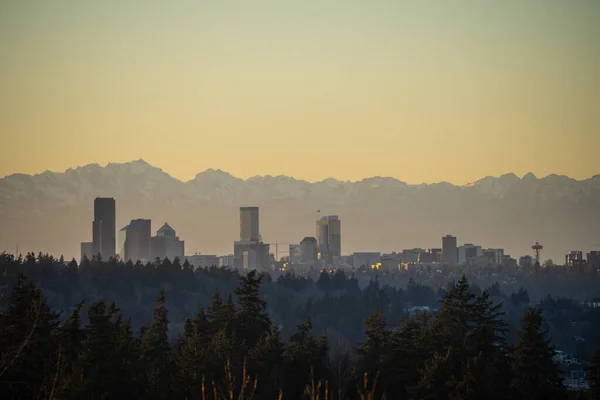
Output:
1,252,600,399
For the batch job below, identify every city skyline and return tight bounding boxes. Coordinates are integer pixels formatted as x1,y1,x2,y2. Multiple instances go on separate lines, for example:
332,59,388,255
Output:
1,2,599,184
1,158,597,262
77,198,596,272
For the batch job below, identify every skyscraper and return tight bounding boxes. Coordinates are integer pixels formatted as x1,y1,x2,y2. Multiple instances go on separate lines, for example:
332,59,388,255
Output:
240,206,259,243
234,206,269,269
442,234,458,265
92,197,116,259
316,215,341,264
124,219,151,262
300,237,318,263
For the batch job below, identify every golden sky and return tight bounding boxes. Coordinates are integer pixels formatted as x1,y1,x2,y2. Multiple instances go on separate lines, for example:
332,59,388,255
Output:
1,1,599,184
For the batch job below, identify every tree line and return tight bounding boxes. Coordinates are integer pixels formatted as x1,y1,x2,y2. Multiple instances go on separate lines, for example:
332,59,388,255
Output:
3,266,600,398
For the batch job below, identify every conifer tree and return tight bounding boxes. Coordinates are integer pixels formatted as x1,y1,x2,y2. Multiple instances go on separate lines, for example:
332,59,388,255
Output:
512,308,567,399
356,309,388,395
235,270,270,349
382,314,433,398
249,324,285,399
0,274,59,399
140,288,175,399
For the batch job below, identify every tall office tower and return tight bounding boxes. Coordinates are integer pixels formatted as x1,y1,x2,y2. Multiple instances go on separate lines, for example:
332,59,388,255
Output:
316,215,341,264
240,207,260,243
300,237,318,263
442,234,458,265
92,197,116,259
124,219,151,262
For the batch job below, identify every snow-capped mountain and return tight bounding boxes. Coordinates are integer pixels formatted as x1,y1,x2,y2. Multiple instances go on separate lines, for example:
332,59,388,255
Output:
0,160,598,262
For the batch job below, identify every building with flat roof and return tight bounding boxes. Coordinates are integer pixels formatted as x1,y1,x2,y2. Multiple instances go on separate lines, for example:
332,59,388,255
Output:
442,235,457,265
458,244,482,265
92,197,116,259
124,219,151,262
300,237,318,263
240,207,260,243
316,216,341,265
80,242,93,262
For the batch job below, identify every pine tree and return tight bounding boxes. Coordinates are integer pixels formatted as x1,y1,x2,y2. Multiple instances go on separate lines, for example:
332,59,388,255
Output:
116,317,142,398
235,270,270,349
413,347,455,400
355,309,388,395
512,308,567,399
68,300,124,399
140,288,175,399
457,292,511,400
249,324,285,399
285,316,319,399
382,314,433,399
0,274,59,399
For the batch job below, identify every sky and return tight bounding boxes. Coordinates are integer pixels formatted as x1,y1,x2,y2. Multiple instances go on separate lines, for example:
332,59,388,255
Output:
1,1,599,184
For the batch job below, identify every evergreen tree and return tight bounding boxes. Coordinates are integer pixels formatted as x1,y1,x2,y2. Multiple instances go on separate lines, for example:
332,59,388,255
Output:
355,309,388,395
285,316,321,399
140,289,175,399
69,300,122,399
512,308,567,399
413,348,456,400
249,324,285,399
235,270,270,349
382,314,433,399
0,274,59,399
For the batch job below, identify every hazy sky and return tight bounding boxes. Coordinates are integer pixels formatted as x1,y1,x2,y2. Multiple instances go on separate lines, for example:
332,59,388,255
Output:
1,1,599,184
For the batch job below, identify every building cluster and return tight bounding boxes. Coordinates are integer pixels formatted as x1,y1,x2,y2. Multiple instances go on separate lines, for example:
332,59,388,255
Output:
79,198,600,273
81,198,184,264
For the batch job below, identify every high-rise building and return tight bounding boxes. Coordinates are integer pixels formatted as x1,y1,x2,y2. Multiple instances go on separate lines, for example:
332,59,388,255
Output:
240,207,260,243
442,235,458,265
519,255,533,269
150,223,185,261
300,237,318,263
234,207,269,269
289,244,301,262
458,244,482,265
316,215,341,264
92,198,116,259
80,242,94,262
124,219,151,262
483,248,505,265
429,248,443,263
587,251,600,270
118,225,129,259
234,241,270,269
565,250,584,267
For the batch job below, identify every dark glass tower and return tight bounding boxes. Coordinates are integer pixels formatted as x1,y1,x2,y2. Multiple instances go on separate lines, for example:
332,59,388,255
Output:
92,197,116,259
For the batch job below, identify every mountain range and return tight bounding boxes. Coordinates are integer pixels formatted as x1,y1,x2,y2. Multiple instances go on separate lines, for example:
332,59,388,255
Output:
1,159,599,262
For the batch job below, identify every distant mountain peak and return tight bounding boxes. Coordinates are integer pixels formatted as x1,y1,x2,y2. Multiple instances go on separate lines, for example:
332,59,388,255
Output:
191,168,240,185
523,172,537,180
500,172,520,181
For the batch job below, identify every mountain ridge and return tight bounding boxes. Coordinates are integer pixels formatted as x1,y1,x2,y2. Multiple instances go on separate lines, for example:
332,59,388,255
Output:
2,159,598,186
0,160,598,262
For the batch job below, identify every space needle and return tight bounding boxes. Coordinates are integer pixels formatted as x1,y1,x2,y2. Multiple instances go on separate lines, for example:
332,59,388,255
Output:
532,241,543,265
